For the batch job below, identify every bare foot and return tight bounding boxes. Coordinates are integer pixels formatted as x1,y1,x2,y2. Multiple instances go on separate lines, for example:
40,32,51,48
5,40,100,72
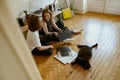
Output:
74,29,83,34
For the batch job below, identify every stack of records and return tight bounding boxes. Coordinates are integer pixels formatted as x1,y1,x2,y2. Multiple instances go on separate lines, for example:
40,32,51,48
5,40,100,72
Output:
54,46,78,64
57,46,72,57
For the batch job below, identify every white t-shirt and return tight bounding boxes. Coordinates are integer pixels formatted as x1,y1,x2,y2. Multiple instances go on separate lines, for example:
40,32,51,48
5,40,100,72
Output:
26,30,41,51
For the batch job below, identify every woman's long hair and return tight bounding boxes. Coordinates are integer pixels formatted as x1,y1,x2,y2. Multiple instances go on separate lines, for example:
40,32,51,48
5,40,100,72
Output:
27,15,41,32
42,8,53,22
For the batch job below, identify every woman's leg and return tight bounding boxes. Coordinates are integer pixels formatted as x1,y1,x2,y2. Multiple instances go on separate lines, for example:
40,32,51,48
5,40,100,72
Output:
32,47,52,56
72,29,83,34
55,20,65,29
40,35,52,45
40,34,59,45
56,20,83,34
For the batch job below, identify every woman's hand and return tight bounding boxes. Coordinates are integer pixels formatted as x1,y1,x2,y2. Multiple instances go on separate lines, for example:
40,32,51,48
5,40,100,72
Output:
37,45,54,51
52,32,58,36
49,45,54,49
58,29,63,33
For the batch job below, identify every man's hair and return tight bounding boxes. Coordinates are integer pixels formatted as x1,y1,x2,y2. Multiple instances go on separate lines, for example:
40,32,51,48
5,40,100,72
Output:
42,8,53,22
27,15,41,32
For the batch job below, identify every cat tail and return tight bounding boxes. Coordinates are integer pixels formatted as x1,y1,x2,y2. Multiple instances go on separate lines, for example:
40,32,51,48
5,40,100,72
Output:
91,43,98,49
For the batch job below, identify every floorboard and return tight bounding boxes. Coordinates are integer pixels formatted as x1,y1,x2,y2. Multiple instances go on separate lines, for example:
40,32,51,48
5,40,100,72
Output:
33,12,120,80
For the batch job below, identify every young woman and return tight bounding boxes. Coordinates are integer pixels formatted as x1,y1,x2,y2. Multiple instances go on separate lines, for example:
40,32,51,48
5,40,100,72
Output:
39,8,62,44
39,8,83,43
41,8,62,36
26,15,53,56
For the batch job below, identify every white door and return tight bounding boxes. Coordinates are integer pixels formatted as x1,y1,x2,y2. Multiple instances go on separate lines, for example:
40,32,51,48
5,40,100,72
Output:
89,0,120,15
89,0,105,13
104,0,120,15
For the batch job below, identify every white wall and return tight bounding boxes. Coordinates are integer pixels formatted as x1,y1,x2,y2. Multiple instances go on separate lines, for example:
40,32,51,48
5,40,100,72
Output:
83,0,88,13
29,0,55,12
58,0,88,14
73,0,88,14
6,0,30,18
5,0,56,18
0,0,42,80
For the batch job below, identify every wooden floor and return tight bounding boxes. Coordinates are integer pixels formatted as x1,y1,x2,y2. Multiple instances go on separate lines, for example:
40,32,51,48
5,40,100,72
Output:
33,12,120,80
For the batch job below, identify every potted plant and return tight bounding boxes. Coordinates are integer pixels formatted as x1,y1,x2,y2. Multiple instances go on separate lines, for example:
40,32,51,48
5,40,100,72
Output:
58,0,78,16
58,0,76,10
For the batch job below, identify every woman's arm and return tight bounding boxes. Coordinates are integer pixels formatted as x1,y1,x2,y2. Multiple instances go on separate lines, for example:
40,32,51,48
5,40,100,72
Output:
42,21,58,36
51,19,62,32
37,45,53,51
41,21,53,35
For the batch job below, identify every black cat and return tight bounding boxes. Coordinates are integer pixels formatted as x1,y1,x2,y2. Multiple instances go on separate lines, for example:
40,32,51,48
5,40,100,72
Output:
72,43,98,70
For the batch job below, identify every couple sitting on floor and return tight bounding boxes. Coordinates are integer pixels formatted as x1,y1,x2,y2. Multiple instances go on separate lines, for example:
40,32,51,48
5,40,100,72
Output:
26,8,83,56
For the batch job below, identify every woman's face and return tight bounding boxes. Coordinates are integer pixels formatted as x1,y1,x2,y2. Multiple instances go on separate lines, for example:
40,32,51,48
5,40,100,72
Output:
44,13,51,21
